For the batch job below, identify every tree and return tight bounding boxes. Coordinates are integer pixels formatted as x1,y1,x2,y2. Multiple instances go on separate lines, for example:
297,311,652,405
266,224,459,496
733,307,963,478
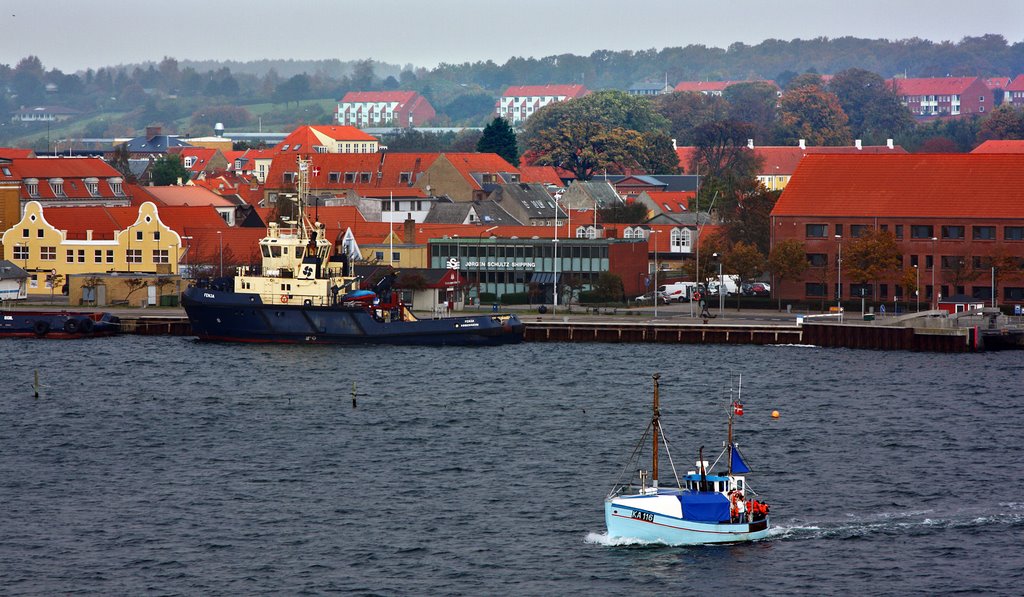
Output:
775,85,853,146
842,228,901,301
768,239,808,310
532,120,645,180
109,144,136,183
444,92,496,124
476,117,519,165
723,241,766,309
828,68,914,144
638,130,681,174
598,202,648,224
690,119,762,213
123,277,148,304
724,185,779,255
722,81,779,142
652,91,729,145
590,271,625,304
151,154,190,186
976,105,1024,143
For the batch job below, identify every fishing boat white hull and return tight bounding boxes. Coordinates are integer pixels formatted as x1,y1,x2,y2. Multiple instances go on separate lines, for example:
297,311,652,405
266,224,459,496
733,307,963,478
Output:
604,497,770,545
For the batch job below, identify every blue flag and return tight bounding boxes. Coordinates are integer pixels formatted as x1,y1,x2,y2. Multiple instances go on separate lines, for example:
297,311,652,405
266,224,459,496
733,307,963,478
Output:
731,444,751,474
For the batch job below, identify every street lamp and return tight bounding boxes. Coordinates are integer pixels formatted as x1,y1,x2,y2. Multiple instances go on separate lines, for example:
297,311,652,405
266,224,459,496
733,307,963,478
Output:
914,264,920,312
930,236,937,310
477,225,497,308
835,234,842,321
217,231,223,277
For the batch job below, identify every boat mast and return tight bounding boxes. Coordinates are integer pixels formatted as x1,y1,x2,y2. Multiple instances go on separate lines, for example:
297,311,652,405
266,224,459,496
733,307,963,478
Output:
652,372,660,490
727,375,740,477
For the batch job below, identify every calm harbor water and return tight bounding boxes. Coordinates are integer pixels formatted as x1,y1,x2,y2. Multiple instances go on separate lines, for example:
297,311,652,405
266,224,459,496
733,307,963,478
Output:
1,337,1022,595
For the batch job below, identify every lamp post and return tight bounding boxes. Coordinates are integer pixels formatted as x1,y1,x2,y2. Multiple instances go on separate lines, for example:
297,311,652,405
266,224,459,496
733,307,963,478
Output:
217,231,223,277
477,225,497,308
181,235,192,279
835,234,842,321
930,236,937,310
914,264,920,312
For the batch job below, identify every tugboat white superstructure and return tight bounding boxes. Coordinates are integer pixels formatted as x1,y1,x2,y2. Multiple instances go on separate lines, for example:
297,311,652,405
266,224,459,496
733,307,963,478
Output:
604,374,771,545
181,157,524,346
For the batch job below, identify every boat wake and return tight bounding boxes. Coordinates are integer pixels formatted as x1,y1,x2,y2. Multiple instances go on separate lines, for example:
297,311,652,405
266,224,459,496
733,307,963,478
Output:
770,503,1024,541
584,531,666,547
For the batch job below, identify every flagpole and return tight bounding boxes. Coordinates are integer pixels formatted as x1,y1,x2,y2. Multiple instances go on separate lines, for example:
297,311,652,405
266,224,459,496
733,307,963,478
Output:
389,191,394,266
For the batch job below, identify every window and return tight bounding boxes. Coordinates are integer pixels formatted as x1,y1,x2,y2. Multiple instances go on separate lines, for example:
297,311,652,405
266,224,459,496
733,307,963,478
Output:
360,173,371,183
78,250,85,263
670,228,692,251
834,224,843,237
392,252,400,261
807,253,828,267
806,282,827,297
13,245,29,260
25,181,38,196
851,283,873,298
1005,226,1024,241
126,249,142,264
136,230,144,241
283,172,296,183
910,255,919,267
153,249,169,264
328,172,340,183
106,250,115,263
910,225,935,239
22,228,28,238
941,225,964,239
973,226,996,240
345,172,355,183
805,224,827,238
110,181,124,196
37,229,44,238
40,247,56,261
94,250,103,263
85,180,98,196
399,172,412,184
896,225,904,239
850,225,867,238
67,249,75,263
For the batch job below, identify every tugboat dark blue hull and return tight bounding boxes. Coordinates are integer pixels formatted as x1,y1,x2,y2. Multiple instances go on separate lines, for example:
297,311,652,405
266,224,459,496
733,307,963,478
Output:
181,287,525,346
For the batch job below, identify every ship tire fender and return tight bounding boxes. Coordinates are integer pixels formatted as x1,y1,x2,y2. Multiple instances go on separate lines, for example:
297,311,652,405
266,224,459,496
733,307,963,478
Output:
63,318,80,334
280,294,289,304
33,320,50,336
303,299,313,307
79,317,95,334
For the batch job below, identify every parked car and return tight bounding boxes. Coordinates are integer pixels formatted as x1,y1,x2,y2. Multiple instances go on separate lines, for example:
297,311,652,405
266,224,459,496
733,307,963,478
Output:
742,282,771,297
634,291,669,305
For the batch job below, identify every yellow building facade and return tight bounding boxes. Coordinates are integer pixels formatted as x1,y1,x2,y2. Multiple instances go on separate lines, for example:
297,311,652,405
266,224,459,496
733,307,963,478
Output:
1,201,182,296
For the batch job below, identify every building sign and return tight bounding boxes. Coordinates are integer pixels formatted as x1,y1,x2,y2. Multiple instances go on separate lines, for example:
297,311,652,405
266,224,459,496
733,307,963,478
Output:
446,258,460,270
464,261,537,269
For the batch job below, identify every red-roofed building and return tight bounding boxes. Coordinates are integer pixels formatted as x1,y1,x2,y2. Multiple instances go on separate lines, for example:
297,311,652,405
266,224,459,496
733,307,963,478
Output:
167,146,228,179
971,140,1024,153
276,125,380,156
336,91,436,128
1003,74,1024,108
770,153,1024,306
519,165,565,189
417,153,521,202
889,77,993,118
136,185,245,225
673,80,779,96
497,84,589,125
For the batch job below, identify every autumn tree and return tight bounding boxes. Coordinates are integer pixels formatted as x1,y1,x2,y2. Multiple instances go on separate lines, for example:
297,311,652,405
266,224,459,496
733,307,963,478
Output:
723,185,779,255
768,239,809,310
598,202,648,224
531,120,645,180
828,68,914,144
775,85,853,146
652,91,728,146
722,81,779,142
723,241,766,309
975,105,1024,143
476,117,519,165
638,130,681,174
690,120,762,214
842,228,901,301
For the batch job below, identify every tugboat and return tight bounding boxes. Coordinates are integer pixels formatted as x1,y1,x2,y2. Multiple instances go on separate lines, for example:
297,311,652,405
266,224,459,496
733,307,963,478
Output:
604,374,771,545
181,158,524,346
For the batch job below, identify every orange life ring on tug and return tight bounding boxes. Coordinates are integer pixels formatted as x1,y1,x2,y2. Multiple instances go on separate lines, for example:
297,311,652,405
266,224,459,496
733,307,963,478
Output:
280,294,289,303
693,291,702,302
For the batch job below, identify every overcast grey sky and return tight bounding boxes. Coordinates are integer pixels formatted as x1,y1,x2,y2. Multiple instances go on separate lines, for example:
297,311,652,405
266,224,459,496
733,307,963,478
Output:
5,0,1024,73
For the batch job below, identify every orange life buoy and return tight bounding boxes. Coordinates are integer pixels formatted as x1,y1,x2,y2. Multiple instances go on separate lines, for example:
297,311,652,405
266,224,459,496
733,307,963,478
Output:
693,292,702,302
280,294,289,303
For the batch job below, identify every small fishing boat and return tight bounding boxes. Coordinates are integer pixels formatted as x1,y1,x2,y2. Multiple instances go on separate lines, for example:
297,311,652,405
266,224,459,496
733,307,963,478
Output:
604,373,771,545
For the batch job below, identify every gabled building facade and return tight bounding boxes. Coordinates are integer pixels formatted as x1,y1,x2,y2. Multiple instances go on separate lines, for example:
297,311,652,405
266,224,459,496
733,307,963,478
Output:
890,77,994,118
496,84,589,125
276,125,380,155
336,91,436,128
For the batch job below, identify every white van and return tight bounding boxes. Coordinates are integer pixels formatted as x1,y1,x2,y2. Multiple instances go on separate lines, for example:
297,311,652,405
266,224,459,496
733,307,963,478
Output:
707,275,740,296
658,282,700,303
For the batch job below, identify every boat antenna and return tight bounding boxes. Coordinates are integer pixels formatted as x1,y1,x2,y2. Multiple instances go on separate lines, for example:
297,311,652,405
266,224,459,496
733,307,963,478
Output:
652,372,660,490
699,445,707,491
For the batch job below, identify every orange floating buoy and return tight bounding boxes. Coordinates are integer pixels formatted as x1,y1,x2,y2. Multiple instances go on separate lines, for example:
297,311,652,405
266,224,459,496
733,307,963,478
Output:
771,410,780,419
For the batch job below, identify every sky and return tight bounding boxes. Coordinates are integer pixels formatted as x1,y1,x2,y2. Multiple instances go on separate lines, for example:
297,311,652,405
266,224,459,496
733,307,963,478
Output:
5,0,1024,73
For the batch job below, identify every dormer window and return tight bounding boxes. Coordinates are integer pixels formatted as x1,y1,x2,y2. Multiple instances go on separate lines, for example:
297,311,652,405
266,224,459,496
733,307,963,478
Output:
283,172,296,183
49,178,66,197
315,145,328,153
183,156,196,168
84,177,99,197
25,178,39,197
399,172,412,184
108,177,124,196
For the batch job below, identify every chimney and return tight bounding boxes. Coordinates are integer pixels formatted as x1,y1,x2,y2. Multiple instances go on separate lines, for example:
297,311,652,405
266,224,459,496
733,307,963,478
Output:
747,139,754,149
671,138,677,150
146,126,161,140
887,138,894,149
798,139,806,150
855,139,862,150
404,214,416,245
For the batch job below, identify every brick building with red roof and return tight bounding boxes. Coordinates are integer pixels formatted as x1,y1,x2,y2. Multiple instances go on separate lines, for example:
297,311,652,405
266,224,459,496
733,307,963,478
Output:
771,153,1024,307
336,91,436,128
889,77,994,118
1005,74,1024,108
497,84,589,125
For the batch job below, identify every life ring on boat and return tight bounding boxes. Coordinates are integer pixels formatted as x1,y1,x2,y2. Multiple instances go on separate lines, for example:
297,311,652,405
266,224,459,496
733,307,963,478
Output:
79,317,95,334
303,299,313,307
280,294,289,304
33,320,50,336
63,318,80,334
